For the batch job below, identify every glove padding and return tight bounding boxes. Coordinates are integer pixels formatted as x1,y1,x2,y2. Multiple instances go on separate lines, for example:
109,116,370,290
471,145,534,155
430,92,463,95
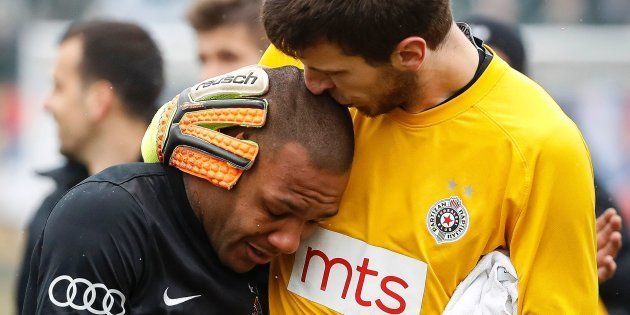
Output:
142,65,269,189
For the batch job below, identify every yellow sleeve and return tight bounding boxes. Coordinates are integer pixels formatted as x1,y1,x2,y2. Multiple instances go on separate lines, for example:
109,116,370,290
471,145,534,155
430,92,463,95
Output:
259,45,304,69
509,124,598,313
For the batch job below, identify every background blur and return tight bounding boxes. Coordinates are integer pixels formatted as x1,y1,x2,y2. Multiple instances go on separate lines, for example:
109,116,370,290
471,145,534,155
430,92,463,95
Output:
0,0,629,313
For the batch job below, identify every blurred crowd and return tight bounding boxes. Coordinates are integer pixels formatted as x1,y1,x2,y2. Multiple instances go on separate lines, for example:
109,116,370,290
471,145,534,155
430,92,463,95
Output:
0,0,629,314
453,0,630,24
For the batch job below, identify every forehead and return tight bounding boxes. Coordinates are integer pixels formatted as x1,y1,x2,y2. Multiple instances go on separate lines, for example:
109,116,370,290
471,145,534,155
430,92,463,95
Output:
301,41,369,71
259,142,311,186
55,37,83,75
256,143,341,198
197,24,259,51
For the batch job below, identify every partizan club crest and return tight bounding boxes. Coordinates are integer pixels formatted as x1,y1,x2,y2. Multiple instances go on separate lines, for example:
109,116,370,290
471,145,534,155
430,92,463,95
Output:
426,196,469,244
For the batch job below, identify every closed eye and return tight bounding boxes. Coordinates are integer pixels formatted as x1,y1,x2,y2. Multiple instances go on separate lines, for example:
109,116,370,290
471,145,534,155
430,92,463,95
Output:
218,50,238,63
262,201,287,220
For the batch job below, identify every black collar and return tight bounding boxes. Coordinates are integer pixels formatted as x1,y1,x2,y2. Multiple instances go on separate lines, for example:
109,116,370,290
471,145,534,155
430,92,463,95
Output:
434,23,493,107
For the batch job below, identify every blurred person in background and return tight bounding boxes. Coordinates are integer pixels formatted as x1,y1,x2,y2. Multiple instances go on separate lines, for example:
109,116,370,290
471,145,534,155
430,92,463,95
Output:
543,0,589,23
186,0,268,80
466,15,628,314
15,20,164,313
467,0,520,24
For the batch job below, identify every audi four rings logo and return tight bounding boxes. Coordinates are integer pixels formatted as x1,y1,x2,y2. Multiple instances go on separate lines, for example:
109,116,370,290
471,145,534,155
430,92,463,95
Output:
48,275,126,315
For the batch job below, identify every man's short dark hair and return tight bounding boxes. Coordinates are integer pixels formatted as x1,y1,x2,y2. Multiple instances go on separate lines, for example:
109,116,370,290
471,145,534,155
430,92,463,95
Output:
187,0,268,50
61,21,164,122
263,0,453,64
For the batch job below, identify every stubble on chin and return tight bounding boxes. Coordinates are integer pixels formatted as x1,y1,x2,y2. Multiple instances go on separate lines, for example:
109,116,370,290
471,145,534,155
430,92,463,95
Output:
369,68,418,117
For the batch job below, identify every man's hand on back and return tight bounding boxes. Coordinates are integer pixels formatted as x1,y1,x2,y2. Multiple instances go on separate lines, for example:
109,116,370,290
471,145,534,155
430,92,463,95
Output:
597,208,623,283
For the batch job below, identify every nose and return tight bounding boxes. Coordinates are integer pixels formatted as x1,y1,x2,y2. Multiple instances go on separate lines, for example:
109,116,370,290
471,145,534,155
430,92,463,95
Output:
267,218,304,254
304,68,335,95
201,64,220,81
43,93,53,112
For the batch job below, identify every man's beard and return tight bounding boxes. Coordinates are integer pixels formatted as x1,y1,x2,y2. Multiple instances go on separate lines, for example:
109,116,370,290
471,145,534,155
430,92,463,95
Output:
361,68,418,117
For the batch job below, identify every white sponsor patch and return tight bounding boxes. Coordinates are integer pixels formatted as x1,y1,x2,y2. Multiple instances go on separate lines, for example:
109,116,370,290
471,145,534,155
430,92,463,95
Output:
190,65,269,101
288,228,427,315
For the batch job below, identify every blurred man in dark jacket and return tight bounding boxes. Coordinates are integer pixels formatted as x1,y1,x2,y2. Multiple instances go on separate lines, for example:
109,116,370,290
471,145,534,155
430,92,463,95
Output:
16,20,164,313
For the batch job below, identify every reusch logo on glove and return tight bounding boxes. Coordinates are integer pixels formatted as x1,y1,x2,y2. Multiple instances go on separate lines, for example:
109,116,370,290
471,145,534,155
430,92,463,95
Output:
189,65,268,103
196,72,259,90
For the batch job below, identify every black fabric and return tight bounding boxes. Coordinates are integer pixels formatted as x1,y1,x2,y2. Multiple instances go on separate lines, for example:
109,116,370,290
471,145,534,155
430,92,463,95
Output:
435,23,493,107
22,163,267,315
16,160,89,314
595,178,630,314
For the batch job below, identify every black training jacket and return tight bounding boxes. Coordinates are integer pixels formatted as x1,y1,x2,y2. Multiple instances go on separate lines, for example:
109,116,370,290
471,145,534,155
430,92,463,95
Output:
22,163,267,315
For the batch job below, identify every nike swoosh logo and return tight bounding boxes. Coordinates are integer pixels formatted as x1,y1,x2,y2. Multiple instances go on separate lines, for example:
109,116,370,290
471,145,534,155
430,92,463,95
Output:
163,287,201,306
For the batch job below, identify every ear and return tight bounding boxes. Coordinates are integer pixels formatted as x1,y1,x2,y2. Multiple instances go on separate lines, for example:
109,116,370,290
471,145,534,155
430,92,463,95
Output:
390,37,427,71
85,80,115,122
234,131,248,140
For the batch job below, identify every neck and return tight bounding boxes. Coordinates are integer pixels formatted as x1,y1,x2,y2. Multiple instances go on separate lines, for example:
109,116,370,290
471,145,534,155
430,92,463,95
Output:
403,23,480,113
80,114,147,175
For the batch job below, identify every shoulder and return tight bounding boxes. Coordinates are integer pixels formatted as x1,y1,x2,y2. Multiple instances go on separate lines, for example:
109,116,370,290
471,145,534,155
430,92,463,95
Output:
85,162,167,186
38,173,153,282
46,180,145,240
476,57,562,121
475,65,588,159
46,164,168,239
46,163,174,243
29,162,89,228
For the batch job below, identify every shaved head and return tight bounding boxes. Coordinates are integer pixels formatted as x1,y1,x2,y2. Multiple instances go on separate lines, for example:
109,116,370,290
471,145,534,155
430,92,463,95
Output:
229,66,354,174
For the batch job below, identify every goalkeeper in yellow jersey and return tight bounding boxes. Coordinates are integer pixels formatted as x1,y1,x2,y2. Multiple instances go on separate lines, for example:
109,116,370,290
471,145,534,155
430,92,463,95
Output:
258,0,598,313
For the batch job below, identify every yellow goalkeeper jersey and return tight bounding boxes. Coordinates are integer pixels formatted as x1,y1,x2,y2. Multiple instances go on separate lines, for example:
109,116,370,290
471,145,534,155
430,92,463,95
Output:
260,46,598,314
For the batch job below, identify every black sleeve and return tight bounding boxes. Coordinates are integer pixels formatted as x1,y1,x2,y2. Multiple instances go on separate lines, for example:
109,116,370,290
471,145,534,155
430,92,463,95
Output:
22,181,150,315
598,208,630,309
595,176,617,216
16,187,67,314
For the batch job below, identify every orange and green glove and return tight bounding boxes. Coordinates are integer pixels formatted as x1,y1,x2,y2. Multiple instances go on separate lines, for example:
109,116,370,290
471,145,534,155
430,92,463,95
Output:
142,65,269,190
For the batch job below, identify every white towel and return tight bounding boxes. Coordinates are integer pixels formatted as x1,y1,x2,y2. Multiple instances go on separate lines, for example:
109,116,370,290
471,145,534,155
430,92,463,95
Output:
443,250,518,315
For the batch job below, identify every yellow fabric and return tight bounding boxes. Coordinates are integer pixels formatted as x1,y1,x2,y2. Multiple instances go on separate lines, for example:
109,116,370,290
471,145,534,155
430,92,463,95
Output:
141,100,170,163
262,49,597,314
259,45,303,69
